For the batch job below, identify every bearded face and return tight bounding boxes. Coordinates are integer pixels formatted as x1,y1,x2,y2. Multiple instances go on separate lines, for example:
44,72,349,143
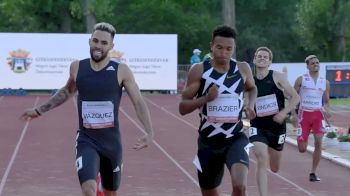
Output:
90,47,108,62
89,30,114,62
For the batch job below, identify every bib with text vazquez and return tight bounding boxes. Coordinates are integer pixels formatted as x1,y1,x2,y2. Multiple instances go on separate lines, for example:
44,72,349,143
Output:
82,101,114,129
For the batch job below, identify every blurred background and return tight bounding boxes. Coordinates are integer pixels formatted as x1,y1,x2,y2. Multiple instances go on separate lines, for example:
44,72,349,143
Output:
1,0,350,63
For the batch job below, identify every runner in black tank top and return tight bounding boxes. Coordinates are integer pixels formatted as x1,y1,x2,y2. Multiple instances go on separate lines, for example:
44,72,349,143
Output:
75,58,123,191
179,25,258,195
250,70,286,150
195,59,251,189
20,22,154,195
249,47,299,196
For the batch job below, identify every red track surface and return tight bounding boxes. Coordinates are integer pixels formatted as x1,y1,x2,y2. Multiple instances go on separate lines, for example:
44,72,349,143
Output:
0,95,349,196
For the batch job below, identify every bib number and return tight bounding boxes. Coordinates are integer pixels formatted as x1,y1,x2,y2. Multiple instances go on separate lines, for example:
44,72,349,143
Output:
296,128,302,136
207,94,240,123
82,101,114,129
278,134,286,144
300,89,323,110
255,94,279,117
248,127,258,137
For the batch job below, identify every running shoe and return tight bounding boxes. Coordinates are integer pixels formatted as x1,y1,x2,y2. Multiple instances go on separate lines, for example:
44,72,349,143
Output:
309,173,321,182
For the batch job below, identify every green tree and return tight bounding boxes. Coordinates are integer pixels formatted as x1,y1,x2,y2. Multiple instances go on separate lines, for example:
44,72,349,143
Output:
111,0,220,63
296,0,350,61
235,0,302,62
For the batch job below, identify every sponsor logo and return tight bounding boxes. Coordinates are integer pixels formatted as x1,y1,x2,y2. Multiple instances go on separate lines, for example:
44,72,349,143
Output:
109,50,125,62
7,49,32,73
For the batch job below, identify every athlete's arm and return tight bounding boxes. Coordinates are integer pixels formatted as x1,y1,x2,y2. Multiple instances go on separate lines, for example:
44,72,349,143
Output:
118,63,154,150
322,80,331,119
179,63,218,115
274,71,300,124
238,61,257,120
21,61,78,120
293,76,302,94
290,76,303,127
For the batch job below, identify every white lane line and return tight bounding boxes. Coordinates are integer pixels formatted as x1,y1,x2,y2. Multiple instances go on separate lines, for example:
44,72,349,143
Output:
145,97,197,130
0,96,40,196
144,96,315,196
249,157,314,196
119,107,199,187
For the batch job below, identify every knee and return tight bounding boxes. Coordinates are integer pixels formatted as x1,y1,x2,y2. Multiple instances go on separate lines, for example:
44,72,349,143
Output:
232,183,246,195
298,143,307,153
255,154,268,164
82,187,96,196
81,180,97,196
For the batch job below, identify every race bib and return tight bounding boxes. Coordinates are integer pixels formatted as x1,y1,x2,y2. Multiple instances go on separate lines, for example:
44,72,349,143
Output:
300,89,323,110
296,128,302,136
255,94,279,117
207,94,240,123
248,127,258,137
82,101,114,129
278,134,286,144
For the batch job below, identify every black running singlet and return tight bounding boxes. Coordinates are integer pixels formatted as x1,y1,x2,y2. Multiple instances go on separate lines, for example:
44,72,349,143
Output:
196,59,245,146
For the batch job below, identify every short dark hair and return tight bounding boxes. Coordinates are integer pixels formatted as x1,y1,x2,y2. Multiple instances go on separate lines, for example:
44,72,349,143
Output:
93,22,116,39
212,25,237,41
305,55,318,65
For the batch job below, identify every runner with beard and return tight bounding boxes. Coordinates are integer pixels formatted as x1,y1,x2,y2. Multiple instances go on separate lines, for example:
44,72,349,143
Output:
292,55,331,182
21,22,154,196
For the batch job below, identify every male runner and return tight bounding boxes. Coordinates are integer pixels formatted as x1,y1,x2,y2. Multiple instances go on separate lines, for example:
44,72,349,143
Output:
249,47,299,196
292,54,331,182
179,25,257,196
21,22,154,196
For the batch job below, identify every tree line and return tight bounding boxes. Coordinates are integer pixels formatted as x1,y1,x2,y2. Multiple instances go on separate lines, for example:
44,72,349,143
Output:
0,0,349,64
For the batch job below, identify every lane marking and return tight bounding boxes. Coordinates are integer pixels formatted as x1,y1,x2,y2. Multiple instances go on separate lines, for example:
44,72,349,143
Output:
119,107,199,187
0,96,40,196
144,96,315,196
250,157,314,196
145,97,197,130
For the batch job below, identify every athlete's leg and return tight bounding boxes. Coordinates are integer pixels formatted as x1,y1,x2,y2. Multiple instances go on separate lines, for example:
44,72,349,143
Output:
268,147,282,173
197,137,224,196
229,163,248,196
81,180,97,196
227,133,249,196
310,111,325,180
99,144,122,196
200,188,220,196
252,141,269,196
311,134,323,174
103,190,117,196
76,143,100,196
298,116,312,153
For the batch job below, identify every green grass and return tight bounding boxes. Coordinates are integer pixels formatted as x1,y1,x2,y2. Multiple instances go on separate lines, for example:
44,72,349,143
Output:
330,98,350,106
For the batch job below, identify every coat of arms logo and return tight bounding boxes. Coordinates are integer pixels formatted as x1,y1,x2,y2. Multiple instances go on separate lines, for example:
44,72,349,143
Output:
7,49,32,73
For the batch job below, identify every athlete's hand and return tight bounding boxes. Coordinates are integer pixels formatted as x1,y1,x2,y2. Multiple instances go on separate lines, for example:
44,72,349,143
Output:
290,114,299,128
245,107,256,120
273,111,288,124
20,109,40,121
322,108,331,120
206,85,219,102
133,134,153,151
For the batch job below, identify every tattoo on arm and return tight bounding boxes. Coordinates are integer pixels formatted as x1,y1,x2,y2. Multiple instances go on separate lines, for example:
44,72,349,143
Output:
39,88,71,113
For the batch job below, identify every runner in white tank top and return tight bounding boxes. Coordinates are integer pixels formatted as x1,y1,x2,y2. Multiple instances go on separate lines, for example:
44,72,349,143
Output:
292,55,331,182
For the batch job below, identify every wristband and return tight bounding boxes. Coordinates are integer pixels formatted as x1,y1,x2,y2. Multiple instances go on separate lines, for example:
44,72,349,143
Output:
35,108,41,116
